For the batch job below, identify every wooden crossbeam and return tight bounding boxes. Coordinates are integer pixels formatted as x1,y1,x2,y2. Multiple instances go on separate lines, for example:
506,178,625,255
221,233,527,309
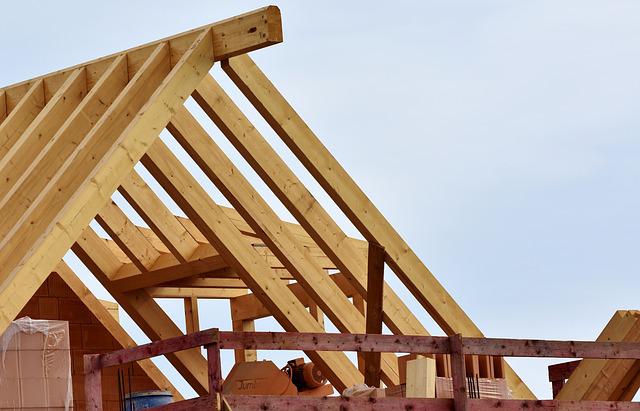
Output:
110,254,229,292
141,138,363,391
119,171,200,262
72,227,210,395
195,73,428,338
0,69,86,203
230,272,358,322
148,287,247,299
0,6,282,110
168,106,399,385
223,54,535,399
0,29,214,334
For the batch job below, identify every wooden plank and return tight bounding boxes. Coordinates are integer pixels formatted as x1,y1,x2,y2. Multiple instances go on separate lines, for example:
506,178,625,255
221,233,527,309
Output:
406,356,436,398
230,308,257,363
207,342,223,394
195,73,426,339
224,396,640,411
0,6,282,104
0,42,171,265
167,106,399,385
0,55,128,226
0,30,214,347
162,277,248,289
230,272,358,321
110,254,228,291
0,68,86,203
558,311,640,401
0,79,45,158
111,245,229,283
83,354,103,411
72,227,210,394
0,91,6,124
95,201,163,271
148,287,247,299
119,170,199,262
364,242,385,387
55,261,183,400
141,139,363,391
184,296,200,334
222,55,535,400
99,328,219,368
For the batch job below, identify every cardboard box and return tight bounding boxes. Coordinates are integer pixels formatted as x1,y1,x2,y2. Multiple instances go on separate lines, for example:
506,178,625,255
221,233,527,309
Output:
0,317,73,409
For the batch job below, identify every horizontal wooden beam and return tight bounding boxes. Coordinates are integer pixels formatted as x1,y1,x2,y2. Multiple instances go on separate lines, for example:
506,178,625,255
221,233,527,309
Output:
224,396,640,411
0,6,282,111
109,254,228,292
99,329,220,368
217,332,640,359
148,287,247,299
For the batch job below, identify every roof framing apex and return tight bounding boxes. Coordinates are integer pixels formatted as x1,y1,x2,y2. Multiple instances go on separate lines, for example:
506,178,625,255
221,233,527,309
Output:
0,6,282,112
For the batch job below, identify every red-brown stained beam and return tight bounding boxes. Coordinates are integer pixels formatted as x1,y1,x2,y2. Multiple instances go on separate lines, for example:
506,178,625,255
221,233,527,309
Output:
99,329,219,368
548,360,582,382
364,241,385,387
224,396,640,411
450,334,468,411
84,354,103,411
207,342,223,394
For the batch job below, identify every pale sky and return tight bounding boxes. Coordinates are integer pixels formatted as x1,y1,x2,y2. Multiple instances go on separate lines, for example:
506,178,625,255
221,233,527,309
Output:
2,0,639,400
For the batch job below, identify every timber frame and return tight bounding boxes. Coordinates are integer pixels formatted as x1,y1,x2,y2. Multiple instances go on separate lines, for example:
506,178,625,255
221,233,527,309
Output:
1,4,634,406
84,329,640,410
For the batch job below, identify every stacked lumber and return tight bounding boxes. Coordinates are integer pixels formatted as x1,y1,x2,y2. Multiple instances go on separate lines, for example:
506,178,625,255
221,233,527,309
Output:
556,310,640,401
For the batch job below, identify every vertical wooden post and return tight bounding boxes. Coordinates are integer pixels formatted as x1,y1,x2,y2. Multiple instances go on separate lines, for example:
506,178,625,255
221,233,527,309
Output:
364,241,385,387
353,294,367,374
84,353,103,411
230,298,257,363
450,334,468,411
207,331,223,394
184,296,200,334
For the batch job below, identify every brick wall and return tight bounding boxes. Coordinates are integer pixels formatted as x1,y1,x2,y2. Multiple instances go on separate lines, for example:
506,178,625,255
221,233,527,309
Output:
15,273,160,410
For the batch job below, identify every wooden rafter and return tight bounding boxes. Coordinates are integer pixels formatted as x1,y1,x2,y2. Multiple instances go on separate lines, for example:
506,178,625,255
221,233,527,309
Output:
222,54,535,398
141,138,363,391
194,73,429,339
0,27,214,333
167,106,399,385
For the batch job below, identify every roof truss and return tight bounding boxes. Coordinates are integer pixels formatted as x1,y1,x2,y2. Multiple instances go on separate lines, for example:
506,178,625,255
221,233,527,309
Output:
0,6,536,397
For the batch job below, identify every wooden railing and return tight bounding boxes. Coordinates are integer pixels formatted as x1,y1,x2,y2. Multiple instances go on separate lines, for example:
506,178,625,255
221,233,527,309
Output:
84,329,640,411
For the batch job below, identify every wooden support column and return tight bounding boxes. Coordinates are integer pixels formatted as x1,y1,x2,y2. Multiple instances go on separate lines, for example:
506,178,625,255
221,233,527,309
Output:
207,336,223,394
353,294,367,374
184,296,200,334
364,241,385,387
450,334,468,411
230,298,257,363
84,353,103,411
